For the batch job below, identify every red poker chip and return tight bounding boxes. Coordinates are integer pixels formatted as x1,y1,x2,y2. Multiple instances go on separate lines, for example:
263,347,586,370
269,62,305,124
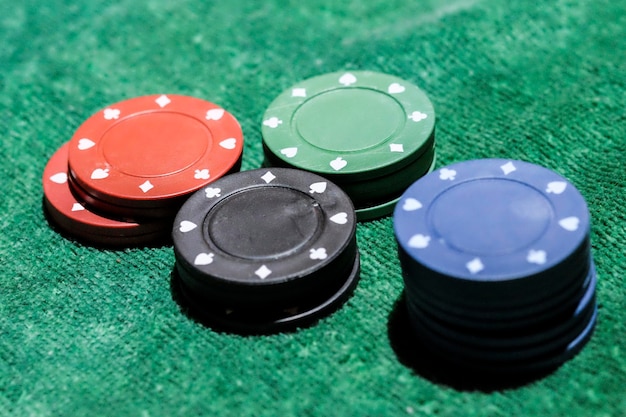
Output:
67,94,243,209
43,142,168,244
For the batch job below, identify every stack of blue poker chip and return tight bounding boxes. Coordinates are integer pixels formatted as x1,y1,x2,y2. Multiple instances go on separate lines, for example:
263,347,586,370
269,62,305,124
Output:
393,159,597,373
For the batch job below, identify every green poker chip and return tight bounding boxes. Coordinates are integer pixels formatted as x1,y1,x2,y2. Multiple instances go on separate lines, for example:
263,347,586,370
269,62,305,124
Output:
261,70,436,220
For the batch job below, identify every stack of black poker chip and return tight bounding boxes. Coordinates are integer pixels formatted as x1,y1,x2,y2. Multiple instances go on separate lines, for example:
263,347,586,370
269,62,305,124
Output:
172,168,360,333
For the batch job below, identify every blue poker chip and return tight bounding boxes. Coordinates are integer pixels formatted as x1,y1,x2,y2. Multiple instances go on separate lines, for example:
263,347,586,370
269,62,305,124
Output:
394,159,590,282
394,159,598,373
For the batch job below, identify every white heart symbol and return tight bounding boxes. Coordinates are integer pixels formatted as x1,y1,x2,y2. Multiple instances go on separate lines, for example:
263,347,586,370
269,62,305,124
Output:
408,234,430,249
546,181,567,194
559,217,580,231
309,182,327,194
339,73,357,86
402,198,422,211
71,203,84,212
330,157,347,171
206,108,225,120
194,253,214,265
330,212,348,225
78,138,95,150
50,172,67,184
91,168,109,180
388,83,405,94
179,221,197,233
280,147,298,158
219,138,237,149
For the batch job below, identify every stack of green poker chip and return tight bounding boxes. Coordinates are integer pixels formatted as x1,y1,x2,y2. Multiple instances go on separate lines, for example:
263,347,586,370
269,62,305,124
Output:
261,71,436,221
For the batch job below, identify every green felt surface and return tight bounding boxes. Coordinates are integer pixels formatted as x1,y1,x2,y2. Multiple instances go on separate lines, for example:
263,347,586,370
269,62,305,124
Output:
1,0,625,415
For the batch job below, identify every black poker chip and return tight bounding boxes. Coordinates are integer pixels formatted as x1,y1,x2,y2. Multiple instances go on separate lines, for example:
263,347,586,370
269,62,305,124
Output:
172,167,360,333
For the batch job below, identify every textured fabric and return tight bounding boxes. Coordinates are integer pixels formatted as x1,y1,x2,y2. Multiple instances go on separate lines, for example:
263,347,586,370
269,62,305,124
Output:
1,0,625,415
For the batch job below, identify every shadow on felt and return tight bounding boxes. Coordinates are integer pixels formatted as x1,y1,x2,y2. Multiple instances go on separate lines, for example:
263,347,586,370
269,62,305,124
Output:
387,292,559,392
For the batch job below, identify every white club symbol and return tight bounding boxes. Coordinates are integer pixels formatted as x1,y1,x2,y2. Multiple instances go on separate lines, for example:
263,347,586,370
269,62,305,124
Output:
194,169,210,180
309,248,327,260
408,111,427,122
439,168,456,181
466,258,484,274
205,187,221,198
527,250,547,265
103,108,120,120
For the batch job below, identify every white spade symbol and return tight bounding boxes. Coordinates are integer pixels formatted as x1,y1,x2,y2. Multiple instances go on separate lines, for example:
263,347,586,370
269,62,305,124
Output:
91,168,109,180
339,73,357,86
309,182,327,194
280,147,298,158
194,253,214,265
388,83,405,94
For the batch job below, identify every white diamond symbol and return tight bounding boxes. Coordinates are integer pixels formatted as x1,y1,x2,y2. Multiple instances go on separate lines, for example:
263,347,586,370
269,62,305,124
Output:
261,171,276,183
292,88,306,97
71,203,84,212
139,181,154,193
500,161,517,175
466,258,484,274
255,265,272,279
389,143,404,153
155,95,171,108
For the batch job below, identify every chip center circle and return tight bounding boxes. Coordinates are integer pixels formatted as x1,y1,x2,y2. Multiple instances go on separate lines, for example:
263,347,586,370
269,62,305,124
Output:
101,112,210,177
294,88,404,152
430,179,552,256
208,187,322,260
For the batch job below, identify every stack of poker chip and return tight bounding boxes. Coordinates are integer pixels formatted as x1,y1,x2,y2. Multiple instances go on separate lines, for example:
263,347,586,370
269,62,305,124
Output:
393,159,597,373
171,168,360,333
261,71,436,221
42,94,243,247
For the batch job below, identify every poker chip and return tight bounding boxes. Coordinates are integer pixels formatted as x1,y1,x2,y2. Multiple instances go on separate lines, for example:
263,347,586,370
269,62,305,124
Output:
393,159,598,373
261,71,436,220
172,167,360,333
68,94,243,220
42,142,169,247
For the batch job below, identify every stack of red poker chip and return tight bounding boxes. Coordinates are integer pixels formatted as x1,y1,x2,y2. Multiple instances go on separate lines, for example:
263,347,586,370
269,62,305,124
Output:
42,94,244,247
